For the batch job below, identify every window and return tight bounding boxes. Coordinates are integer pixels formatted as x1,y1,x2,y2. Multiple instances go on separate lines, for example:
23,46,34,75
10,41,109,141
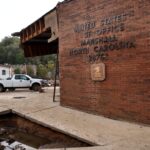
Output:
2,70,6,75
15,75,21,80
21,75,29,80
15,75,29,80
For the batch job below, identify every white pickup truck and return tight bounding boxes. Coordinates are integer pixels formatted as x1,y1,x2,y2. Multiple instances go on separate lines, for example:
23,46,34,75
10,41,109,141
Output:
0,74,43,92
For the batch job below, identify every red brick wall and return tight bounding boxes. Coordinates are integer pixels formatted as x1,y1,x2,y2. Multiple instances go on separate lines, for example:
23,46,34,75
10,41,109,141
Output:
58,0,150,124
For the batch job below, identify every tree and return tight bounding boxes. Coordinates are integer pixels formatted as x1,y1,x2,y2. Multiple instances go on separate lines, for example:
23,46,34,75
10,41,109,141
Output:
0,37,57,78
0,37,25,64
37,64,48,79
14,68,21,74
26,65,34,76
47,60,55,79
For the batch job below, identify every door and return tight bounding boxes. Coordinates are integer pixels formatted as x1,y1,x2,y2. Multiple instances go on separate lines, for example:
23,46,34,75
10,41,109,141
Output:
13,75,30,87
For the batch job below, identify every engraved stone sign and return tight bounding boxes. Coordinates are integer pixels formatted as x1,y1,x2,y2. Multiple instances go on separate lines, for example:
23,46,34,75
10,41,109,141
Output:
91,63,105,81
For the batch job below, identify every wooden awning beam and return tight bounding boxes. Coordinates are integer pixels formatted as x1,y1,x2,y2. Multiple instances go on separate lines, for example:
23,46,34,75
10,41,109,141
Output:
12,8,59,57
21,18,46,43
22,39,58,57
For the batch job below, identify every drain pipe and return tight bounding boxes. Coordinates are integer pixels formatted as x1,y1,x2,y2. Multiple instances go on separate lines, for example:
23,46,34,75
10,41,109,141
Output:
53,51,59,102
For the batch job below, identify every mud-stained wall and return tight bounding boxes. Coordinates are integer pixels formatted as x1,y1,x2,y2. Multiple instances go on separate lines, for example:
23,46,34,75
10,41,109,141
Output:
0,114,91,148
58,0,150,124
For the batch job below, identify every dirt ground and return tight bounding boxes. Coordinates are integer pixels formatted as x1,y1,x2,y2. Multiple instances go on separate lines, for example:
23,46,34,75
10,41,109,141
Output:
0,87,150,150
0,87,60,112
0,87,60,100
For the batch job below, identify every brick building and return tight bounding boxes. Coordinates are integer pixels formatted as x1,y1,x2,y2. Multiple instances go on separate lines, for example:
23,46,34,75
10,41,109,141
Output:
14,0,150,124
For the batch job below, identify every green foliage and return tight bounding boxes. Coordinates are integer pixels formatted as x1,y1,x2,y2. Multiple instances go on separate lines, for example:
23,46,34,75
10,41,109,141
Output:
37,64,49,79
30,55,57,79
0,37,25,64
14,68,21,74
0,36,57,79
47,60,55,71
26,66,34,76
47,60,56,79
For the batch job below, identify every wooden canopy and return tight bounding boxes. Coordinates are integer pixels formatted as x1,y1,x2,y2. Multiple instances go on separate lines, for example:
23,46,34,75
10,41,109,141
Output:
12,8,58,57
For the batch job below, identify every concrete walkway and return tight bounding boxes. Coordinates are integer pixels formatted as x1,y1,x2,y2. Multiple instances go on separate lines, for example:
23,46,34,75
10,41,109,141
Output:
0,87,150,150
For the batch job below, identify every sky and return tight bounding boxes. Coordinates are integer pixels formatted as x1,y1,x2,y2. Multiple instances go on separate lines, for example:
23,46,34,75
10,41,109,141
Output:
0,0,63,41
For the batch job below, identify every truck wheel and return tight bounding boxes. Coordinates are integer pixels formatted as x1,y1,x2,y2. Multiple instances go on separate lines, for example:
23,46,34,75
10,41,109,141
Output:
0,85,4,92
32,84,40,91
2,88,6,92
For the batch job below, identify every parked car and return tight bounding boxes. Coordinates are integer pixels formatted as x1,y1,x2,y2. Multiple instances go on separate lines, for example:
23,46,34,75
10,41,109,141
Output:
0,74,44,92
